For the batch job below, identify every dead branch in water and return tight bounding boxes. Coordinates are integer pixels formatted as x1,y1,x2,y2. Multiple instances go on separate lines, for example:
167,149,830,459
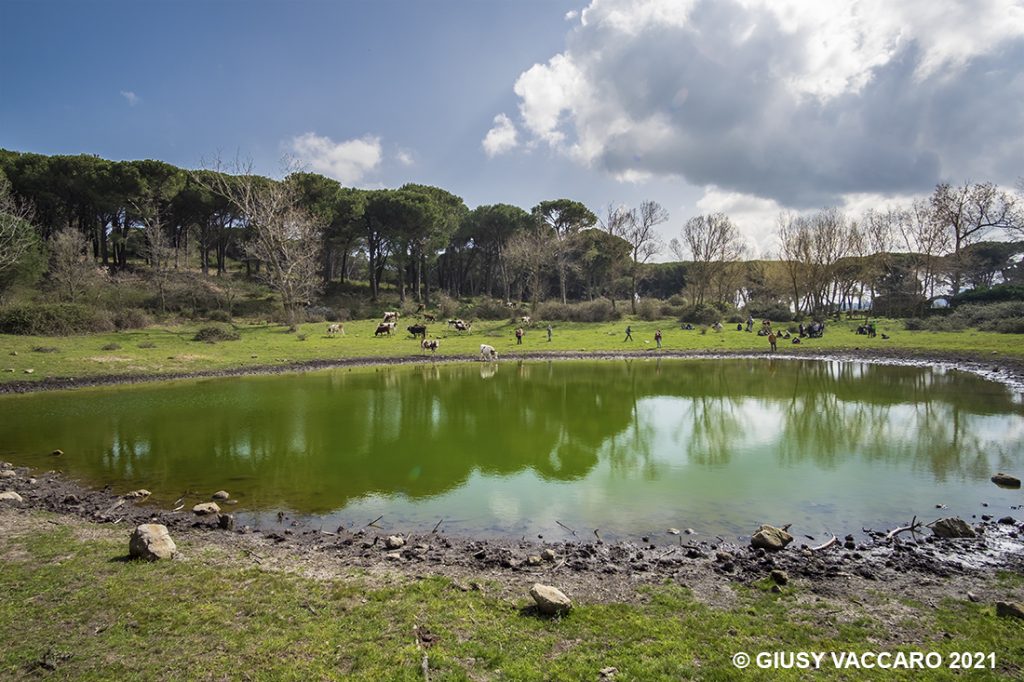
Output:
432,519,444,534
556,520,577,536
883,516,923,543
365,515,383,529
810,534,839,552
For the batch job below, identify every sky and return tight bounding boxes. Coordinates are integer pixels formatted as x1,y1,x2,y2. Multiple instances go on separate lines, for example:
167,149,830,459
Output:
3,0,1024,257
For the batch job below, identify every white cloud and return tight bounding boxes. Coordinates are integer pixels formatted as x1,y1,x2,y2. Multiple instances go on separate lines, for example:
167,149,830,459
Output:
396,149,414,166
505,0,1024,207
120,90,140,106
287,132,382,185
565,9,579,21
481,113,520,157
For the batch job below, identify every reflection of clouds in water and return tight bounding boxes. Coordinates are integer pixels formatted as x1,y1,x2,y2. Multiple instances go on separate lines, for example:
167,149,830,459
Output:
487,490,521,522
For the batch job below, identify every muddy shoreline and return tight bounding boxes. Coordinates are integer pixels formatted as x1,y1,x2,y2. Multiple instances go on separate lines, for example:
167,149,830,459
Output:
3,349,1024,601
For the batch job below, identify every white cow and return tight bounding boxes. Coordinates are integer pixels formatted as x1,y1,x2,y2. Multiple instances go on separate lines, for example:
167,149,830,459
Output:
383,311,400,323
479,344,498,361
327,323,344,336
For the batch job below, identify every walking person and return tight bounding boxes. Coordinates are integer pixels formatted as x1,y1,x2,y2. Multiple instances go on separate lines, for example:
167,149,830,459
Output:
546,324,553,342
624,325,633,341
515,327,524,345
768,331,777,353
654,329,662,349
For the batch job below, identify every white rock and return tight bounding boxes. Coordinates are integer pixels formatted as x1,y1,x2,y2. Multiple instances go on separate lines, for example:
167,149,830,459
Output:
0,491,24,503
750,524,794,552
123,489,151,499
530,583,572,615
385,535,406,550
0,470,16,479
212,490,230,500
129,524,177,561
192,502,221,515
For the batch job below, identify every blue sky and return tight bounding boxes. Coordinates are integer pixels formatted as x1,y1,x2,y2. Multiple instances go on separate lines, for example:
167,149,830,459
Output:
3,0,1024,255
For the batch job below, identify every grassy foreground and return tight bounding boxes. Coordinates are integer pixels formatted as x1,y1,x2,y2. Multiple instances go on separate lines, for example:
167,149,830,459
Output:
2,316,1023,384
1,510,1022,681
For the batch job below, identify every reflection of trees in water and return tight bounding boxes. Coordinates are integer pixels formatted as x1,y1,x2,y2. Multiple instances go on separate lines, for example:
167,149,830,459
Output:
0,359,1021,512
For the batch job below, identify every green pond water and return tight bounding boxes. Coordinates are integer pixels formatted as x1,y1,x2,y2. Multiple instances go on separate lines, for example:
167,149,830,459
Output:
1,359,1022,540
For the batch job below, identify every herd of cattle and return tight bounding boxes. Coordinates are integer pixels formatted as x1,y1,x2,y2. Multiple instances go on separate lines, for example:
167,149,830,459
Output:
325,311,498,360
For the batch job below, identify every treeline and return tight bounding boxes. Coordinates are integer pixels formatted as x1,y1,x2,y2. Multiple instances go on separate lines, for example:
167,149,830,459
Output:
1,148,1023,327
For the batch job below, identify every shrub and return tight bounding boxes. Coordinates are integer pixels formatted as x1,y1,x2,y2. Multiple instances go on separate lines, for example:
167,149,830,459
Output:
101,343,122,351
535,299,621,322
113,308,152,331
435,293,459,319
903,318,927,331
746,302,793,322
678,304,721,326
192,325,240,343
138,342,156,349
207,309,232,323
0,303,114,336
635,298,662,321
32,346,58,353
472,298,512,320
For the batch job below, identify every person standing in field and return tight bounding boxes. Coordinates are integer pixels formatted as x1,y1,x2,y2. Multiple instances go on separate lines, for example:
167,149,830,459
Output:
624,325,633,341
515,327,524,345
654,329,662,348
546,324,553,342
768,331,777,352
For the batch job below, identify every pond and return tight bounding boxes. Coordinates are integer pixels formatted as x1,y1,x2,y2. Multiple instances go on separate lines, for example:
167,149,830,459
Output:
1,358,1022,541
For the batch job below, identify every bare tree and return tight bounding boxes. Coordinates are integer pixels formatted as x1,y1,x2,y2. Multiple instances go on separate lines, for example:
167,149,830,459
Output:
931,181,1017,295
133,197,176,313
0,175,37,288
503,224,553,310
681,212,745,306
49,226,101,302
897,199,950,300
606,200,667,313
196,161,324,329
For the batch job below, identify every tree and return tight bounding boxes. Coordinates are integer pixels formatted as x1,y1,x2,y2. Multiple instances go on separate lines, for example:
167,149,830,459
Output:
604,201,667,313
0,173,42,298
897,199,949,302
504,221,554,310
49,226,101,302
680,213,745,306
931,181,1017,295
574,228,632,304
196,163,324,328
531,199,597,304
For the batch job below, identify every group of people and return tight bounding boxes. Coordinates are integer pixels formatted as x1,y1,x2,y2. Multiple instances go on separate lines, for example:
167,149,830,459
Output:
513,325,554,344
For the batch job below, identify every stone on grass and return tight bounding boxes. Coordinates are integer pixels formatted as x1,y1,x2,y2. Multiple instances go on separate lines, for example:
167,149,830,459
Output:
751,524,794,552
0,491,24,503
996,602,1024,619
129,524,177,561
192,502,220,516
385,535,406,550
212,490,230,500
931,517,977,539
530,583,572,615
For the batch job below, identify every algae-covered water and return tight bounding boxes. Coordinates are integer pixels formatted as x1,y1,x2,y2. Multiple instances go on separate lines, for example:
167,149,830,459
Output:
2,359,1022,539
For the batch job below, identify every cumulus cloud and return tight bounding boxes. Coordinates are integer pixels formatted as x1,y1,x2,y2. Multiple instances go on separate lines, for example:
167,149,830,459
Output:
396,149,414,166
120,90,140,106
503,0,1024,207
482,113,520,156
288,132,382,185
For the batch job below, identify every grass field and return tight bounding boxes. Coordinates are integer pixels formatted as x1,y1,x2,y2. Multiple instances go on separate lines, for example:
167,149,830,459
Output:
1,510,1022,681
1,316,1022,384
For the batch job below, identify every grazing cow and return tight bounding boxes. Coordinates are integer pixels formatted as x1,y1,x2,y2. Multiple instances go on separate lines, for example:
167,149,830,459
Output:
407,323,427,339
375,322,397,336
479,343,498,361
447,318,462,327
423,313,435,322
383,311,400,323
421,339,440,353
453,320,471,332
520,315,531,326
326,323,344,337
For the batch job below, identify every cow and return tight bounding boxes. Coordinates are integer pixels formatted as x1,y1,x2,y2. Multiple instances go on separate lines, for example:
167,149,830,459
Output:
421,339,440,353
407,323,427,339
423,313,436,323
375,322,397,336
479,343,498,361
447,318,462,327
520,315,532,326
453,320,471,332
383,311,400,323
326,323,344,337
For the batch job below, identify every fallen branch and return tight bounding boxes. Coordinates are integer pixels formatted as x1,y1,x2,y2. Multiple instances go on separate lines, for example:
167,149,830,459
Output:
365,515,383,529
432,518,444,534
593,529,602,543
810,534,839,552
884,516,923,543
556,520,577,536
